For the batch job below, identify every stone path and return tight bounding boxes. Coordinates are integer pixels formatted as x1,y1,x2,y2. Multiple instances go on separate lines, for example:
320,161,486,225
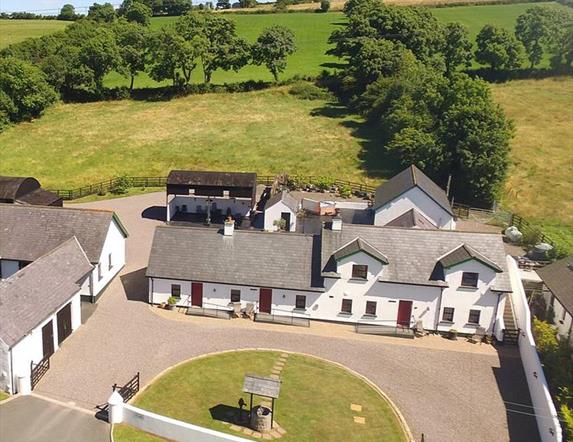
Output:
29,192,541,442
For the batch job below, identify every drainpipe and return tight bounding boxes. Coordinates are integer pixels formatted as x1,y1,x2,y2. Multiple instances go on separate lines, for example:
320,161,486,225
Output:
435,287,444,331
492,291,502,335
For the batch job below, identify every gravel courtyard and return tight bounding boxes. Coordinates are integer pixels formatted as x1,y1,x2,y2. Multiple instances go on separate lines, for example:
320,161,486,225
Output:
32,192,538,442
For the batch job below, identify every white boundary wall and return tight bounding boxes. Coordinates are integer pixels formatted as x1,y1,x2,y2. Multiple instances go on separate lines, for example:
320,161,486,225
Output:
507,256,562,442
115,400,250,442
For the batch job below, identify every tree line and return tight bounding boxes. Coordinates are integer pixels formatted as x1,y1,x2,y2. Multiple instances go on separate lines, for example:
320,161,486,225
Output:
323,0,572,206
0,12,296,130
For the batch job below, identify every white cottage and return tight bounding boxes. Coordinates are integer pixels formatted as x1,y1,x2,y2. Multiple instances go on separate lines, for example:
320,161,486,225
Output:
0,237,92,394
537,255,573,345
146,219,511,337
372,165,456,230
263,191,298,232
0,204,128,302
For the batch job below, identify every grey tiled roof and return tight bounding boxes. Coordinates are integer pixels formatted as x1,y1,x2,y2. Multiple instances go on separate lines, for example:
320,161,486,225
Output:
167,170,257,188
386,208,438,229
264,191,299,212
0,204,128,264
537,255,573,314
333,238,389,264
439,244,503,272
0,237,92,348
373,165,453,215
321,224,511,291
146,226,323,292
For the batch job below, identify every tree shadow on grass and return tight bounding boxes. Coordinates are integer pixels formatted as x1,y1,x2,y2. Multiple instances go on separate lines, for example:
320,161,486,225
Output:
311,102,402,180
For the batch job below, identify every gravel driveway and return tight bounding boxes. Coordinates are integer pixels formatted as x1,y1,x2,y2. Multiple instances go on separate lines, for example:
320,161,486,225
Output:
33,192,538,442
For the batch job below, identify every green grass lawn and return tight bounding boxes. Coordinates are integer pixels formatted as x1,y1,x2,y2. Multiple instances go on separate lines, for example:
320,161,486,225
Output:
0,20,69,48
0,87,379,188
125,350,407,441
114,424,168,441
0,391,9,402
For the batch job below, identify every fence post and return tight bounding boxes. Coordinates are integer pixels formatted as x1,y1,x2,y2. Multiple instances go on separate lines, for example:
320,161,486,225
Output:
108,390,124,424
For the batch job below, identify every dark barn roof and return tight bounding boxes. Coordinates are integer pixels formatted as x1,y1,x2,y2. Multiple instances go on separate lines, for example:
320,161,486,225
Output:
0,237,92,348
373,165,453,215
0,204,128,264
537,255,573,315
167,170,257,188
146,225,323,292
0,176,62,206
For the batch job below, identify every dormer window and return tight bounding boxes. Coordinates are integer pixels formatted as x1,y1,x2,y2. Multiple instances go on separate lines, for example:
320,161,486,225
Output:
352,265,368,280
461,272,479,288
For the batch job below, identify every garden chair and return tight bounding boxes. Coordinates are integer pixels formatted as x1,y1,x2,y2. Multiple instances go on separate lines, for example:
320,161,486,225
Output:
414,320,427,337
245,303,255,320
469,327,486,344
232,302,242,318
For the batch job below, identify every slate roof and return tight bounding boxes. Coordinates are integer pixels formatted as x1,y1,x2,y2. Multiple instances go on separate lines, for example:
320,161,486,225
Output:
167,170,257,188
333,238,389,264
373,165,453,215
386,208,438,229
438,243,503,272
0,204,128,264
264,191,299,212
321,224,511,291
0,237,92,348
537,255,573,315
16,188,62,206
146,226,323,292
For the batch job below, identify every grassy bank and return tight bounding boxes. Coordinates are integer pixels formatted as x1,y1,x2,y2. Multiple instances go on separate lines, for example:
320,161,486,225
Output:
0,20,69,48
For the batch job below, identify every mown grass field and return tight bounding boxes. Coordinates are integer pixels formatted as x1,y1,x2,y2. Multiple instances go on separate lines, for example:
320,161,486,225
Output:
127,351,407,441
0,19,68,48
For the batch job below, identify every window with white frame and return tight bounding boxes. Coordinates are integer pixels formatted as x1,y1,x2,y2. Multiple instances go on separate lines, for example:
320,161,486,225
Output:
341,299,353,314
231,289,241,303
171,284,181,298
468,309,481,325
461,272,479,288
442,307,455,322
365,301,377,316
352,265,368,280
295,295,306,310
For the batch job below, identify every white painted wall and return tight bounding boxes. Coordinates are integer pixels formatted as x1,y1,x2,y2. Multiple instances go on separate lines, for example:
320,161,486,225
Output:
438,260,502,335
507,257,562,442
0,260,20,279
264,200,297,232
168,195,252,221
91,219,126,299
120,402,250,442
373,187,455,229
4,293,81,394
0,339,11,394
550,297,573,345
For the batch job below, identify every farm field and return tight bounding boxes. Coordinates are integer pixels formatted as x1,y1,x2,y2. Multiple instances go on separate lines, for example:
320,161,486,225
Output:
0,19,68,48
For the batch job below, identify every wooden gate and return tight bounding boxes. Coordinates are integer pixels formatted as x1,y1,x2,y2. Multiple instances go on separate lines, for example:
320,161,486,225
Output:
113,372,140,402
31,356,50,390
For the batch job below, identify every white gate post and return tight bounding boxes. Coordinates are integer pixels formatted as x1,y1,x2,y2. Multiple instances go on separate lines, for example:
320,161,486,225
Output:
108,390,124,424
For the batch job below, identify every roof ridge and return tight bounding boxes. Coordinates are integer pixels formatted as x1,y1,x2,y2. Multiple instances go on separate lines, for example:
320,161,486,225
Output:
0,202,114,215
410,164,417,186
157,224,313,238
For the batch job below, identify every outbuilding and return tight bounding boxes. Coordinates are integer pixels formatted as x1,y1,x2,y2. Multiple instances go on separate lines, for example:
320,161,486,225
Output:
0,237,92,394
263,191,299,232
0,176,62,207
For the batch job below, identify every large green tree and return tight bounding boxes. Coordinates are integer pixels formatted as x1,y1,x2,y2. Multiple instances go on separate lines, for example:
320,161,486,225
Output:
78,27,122,90
475,24,524,71
176,12,250,84
442,22,473,75
125,2,152,25
0,57,57,128
88,2,116,22
114,21,150,90
252,25,296,81
148,27,200,85
58,4,77,21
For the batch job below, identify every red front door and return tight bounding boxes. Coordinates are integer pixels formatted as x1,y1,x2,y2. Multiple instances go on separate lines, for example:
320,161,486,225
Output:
259,288,272,314
191,282,203,307
397,300,413,328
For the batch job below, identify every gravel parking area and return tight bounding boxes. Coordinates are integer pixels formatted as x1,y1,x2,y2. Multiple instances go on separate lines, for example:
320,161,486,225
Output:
31,192,538,442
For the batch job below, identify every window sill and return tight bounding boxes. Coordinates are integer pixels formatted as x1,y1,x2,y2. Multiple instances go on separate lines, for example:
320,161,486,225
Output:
458,285,478,290
361,314,377,319
293,308,307,313
349,278,368,283
439,320,454,325
338,312,352,317
465,323,480,328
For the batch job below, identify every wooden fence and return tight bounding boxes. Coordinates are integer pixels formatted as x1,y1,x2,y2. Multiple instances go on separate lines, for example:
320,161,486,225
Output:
453,203,556,248
50,175,376,201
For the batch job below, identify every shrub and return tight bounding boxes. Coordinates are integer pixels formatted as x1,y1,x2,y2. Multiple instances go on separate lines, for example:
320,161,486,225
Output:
561,404,573,441
273,218,287,230
313,176,333,192
320,0,330,12
110,176,132,194
338,184,351,198
167,296,178,305
288,81,332,100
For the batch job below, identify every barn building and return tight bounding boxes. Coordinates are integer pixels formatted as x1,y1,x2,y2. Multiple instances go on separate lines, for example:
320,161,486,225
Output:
0,176,62,207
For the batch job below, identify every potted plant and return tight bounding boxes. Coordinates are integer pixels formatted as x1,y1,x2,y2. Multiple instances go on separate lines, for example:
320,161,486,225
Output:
166,296,178,310
448,328,458,340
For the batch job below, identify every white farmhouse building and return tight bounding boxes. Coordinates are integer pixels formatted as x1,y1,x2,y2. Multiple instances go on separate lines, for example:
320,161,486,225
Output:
146,219,511,336
537,255,573,345
0,204,128,302
263,191,299,232
372,165,456,230
0,237,92,394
